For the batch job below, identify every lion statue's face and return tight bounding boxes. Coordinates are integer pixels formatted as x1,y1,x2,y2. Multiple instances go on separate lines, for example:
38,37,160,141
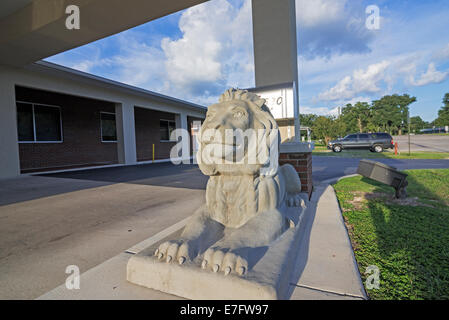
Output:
197,89,279,177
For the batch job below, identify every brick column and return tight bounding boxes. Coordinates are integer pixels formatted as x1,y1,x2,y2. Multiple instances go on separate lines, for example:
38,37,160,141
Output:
279,142,314,198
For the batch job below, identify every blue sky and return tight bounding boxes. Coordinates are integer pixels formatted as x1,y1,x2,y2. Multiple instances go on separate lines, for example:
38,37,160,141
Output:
46,0,449,122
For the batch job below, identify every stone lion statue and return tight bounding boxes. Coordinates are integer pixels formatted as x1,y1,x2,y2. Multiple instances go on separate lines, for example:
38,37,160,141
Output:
155,88,305,276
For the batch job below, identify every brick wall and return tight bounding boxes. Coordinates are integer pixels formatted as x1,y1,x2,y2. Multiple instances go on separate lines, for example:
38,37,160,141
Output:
279,152,313,198
134,107,176,161
16,86,118,172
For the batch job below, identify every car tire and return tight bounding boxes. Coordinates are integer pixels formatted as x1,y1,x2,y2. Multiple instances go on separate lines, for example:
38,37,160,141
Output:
373,145,383,153
333,145,342,152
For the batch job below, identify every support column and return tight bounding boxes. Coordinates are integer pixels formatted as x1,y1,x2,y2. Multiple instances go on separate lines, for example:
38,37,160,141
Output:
252,0,314,195
252,0,298,92
115,102,137,165
0,74,20,179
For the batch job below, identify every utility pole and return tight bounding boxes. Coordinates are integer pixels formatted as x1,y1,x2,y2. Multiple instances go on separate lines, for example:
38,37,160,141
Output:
408,108,411,156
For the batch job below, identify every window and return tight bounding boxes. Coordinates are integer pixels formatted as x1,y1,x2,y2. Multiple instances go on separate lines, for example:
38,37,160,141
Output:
16,102,62,142
370,133,391,139
100,112,117,142
17,103,34,141
345,134,357,140
358,134,369,139
160,119,176,141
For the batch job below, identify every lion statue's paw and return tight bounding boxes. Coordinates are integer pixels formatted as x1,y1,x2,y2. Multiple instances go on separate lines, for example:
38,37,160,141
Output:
155,239,196,265
201,246,249,276
286,193,306,208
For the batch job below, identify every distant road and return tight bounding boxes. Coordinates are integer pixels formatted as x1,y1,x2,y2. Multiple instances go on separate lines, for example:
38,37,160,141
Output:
393,134,449,152
313,157,449,183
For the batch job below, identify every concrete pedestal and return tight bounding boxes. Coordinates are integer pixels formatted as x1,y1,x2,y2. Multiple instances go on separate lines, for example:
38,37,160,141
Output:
279,142,314,198
127,205,309,300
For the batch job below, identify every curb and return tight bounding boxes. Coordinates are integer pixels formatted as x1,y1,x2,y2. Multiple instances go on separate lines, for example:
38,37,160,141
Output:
317,174,360,186
326,179,369,300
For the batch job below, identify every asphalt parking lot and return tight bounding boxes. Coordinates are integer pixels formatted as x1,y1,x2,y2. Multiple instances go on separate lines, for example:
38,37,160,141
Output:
393,134,449,152
0,163,206,299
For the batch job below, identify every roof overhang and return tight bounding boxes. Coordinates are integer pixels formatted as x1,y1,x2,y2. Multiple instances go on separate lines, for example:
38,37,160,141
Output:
0,0,208,67
24,60,206,112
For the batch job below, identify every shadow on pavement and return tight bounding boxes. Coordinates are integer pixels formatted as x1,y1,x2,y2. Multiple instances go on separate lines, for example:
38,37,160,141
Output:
40,162,208,190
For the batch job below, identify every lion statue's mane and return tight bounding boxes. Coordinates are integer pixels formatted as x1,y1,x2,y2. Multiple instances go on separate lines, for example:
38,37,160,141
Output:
197,88,300,228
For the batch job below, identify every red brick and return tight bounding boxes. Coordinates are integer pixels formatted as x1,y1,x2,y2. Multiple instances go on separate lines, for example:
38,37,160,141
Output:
279,160,298,167
288,153,307,159
17,87,118,172
135,107,177,161
295,166,308,173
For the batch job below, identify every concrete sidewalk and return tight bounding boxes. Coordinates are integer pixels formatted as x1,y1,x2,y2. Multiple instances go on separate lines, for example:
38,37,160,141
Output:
38,183,366,300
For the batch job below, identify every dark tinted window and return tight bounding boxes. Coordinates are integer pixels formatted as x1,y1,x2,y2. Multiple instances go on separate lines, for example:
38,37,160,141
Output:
160,120,176,141
34,105,62,141
345,134,357,139
17,102,34,141
370,133,391,139
17,103,62,142
101,112,117,142
358,134,369,139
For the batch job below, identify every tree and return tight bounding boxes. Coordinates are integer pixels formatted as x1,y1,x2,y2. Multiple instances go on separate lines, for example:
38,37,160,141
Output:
434,93,449,127
311,116,345,144
339,103,359,133
371,94,416,135
299,114,318,128
312,116,333,144
409,116,428,133
353,102,371,133
339,102,372,133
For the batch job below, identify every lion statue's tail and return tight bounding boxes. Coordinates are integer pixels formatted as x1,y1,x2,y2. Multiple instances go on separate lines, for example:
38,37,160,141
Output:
280,164,302,194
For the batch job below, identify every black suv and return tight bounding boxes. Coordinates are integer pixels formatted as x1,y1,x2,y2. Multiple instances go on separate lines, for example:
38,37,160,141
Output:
327,133,394,153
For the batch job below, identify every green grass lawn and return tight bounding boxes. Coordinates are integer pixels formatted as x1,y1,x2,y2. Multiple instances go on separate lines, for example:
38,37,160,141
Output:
313,148,449,159
416,133,449,136
334,169,449,299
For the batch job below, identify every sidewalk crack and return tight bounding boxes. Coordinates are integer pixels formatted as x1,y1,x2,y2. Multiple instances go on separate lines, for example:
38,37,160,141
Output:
291,283,366,300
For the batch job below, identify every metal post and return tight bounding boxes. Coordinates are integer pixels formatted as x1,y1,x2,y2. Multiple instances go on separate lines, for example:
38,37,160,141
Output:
292,80,301,142
408,109,411,156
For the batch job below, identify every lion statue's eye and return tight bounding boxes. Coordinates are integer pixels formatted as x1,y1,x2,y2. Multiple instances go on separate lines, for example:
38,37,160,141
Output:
233,111,244,118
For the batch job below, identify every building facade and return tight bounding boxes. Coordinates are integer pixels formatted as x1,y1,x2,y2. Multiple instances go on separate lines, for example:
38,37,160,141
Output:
0,61,206,178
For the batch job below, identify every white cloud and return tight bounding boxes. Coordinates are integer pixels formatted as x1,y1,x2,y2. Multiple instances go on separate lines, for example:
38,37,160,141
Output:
408,62,448,86
160,0,254,102
317,60,390,101
301,105,339,116
296,0,346,27
432,42,449,62
46,0,254,106
296,0,375,59
71,61,95,73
